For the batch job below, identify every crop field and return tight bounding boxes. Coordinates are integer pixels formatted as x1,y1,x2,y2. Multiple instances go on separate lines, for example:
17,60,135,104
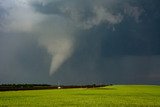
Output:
0,85,160,107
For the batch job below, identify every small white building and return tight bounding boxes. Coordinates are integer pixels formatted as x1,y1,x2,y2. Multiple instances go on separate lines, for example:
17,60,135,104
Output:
58,86,61,89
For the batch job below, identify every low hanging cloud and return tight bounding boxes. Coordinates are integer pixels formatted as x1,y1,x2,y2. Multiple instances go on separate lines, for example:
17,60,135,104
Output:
0,0,144,75
31,0,124,29
124,3,144,23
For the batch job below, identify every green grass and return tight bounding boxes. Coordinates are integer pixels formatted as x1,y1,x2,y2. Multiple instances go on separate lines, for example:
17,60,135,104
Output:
0,85,160,107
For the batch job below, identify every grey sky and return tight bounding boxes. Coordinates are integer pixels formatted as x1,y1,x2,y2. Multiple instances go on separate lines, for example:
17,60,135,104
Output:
0,0,160,85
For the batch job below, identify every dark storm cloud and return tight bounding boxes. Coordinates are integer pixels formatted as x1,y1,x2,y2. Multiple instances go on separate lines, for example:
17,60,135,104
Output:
0,0,160,85
31,0,124,29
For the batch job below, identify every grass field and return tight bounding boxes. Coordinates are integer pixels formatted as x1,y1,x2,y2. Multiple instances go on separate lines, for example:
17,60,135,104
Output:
0,85,160,107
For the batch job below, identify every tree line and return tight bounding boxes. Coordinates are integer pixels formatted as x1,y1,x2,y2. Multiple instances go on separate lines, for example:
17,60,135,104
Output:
0,84,113,91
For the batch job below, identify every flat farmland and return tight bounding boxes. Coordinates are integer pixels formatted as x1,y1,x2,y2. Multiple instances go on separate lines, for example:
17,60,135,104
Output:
0,85,160,107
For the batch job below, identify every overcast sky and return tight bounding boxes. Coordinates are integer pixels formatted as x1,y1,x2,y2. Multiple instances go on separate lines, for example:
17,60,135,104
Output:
0,0,160,85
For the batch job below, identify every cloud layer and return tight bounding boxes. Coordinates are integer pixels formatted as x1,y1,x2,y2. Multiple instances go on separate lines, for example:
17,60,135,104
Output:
0,0,160,84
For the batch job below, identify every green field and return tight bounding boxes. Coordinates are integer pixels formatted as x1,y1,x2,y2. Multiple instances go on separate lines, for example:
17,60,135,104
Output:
0,85,160,107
